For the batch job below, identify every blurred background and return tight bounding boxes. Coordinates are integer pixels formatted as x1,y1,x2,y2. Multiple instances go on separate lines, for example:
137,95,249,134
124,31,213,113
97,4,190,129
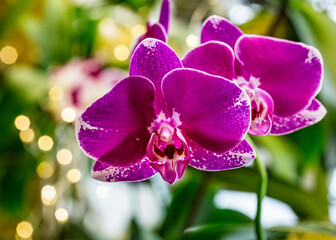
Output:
1,0,336,239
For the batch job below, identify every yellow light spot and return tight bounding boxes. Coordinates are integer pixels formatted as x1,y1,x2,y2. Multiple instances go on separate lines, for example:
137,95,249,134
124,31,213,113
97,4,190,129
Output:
41,185,56,205
131,24,146,38
16,221,33,239
55,208,69,223
36,162,54,179
96,185,110,199
56,149,73,165
186,34,199,47
114,45,129,61
14,115,30,131
19,128,34,143
49,86,64,101
38,136,53,151
67,169,81,183
61,108,76,123
99,18,117,37
0,46,18,65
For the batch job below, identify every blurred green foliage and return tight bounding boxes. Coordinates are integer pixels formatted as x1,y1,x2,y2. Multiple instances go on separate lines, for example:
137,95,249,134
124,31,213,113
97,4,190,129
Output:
1,0,336,239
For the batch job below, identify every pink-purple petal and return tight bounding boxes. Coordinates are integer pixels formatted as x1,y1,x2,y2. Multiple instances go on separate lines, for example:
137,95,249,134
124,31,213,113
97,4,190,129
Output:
188,139,255,171
270,99,327,135
132,23,168,53
235,35,323,117
92,159,157,182
162,68,251,153
76,76,156,166
130,38,182,113
182,41,235,79
201,15,243,49
159,0,171,33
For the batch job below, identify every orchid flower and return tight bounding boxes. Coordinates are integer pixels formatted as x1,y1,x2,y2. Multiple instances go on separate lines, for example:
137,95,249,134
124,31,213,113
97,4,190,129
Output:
76,38,255,184
182,15,327,136
49,58,126,115
132,0,171,51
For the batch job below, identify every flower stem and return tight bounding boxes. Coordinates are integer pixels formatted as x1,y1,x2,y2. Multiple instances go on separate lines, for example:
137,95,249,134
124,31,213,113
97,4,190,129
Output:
254,156,267,240
245,135,268,240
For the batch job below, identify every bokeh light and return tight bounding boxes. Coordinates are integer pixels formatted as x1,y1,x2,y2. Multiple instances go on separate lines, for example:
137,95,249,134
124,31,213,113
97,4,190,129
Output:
16,221,33,239
61,108,76,123
186,34,199,47
14,115,30,131
99,18,118,37
96,185,110,199
114,45,129,61
131,24,146,38
55,208,69,223
49,86,64,102
36,162,54,179
41,185,56,205
19,128,35,143
0,46,18,65
56,149,73,165
67,168,81,183
38,136,53,151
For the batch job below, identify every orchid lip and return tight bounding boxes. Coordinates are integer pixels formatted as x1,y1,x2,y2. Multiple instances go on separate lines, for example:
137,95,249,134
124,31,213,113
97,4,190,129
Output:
146,111,190,184
235,76,274,136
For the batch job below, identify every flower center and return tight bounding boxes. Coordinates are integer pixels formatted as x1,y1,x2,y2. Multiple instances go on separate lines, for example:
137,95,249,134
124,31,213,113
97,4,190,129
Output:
146,113,190,184
235,76,274,136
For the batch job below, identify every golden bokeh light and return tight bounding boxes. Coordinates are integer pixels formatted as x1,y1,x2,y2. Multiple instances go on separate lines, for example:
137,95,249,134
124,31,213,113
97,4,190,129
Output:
99,18,117,37
131,24,146,38
66,169,81,183
48,86,64,101
55,208,69,223
19,128,34,143
186,34,199,47
16,221,33,239
56,149,73,165
14,115,30,131
37,136,53,151
114,45,129,61
36,162,54,179
61,108,76,123
0,46,18,65
41,185,56,205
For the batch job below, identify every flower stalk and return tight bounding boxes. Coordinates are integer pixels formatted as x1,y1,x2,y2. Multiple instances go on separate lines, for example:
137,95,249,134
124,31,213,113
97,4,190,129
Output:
254,156,267,240
246,135,267,240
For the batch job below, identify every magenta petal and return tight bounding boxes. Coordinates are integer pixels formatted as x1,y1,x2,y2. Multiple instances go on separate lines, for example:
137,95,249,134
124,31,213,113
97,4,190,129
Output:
150,158,189,184
235,35,323,117
92,159,157,182
182,41,235,79
131,23,168,54
162,68,251,153
159,0,171,33
270,99,326,135
76,76,156,166
130,38,182,112
188,139,255,171
201,15,243,49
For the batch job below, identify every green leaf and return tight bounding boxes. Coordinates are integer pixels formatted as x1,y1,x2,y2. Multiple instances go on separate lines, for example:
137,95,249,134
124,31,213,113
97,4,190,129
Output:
158,173,203,238
212,167,329,220
253,135,299,183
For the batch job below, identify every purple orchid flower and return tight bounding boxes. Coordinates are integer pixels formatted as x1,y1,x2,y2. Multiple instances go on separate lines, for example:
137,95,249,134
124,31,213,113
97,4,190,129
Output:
132,0,171,51
76,38,256,184
182,15,327,136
